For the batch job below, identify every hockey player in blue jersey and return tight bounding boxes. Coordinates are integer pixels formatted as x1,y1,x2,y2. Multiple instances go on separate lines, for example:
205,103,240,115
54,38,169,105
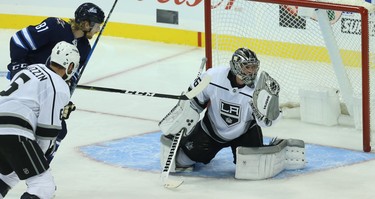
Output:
6,2,105,162
7,2,104,82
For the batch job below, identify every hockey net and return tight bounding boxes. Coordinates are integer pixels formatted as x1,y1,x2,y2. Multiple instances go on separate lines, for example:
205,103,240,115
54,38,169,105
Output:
204,0,375,152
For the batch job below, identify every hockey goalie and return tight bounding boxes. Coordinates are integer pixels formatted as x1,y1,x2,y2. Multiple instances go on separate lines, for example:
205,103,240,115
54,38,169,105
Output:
159,48,305,180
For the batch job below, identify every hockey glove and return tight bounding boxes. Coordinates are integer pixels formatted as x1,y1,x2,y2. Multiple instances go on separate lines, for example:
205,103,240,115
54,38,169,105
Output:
7,62,28,80
250,71,281,126
61,101,76,120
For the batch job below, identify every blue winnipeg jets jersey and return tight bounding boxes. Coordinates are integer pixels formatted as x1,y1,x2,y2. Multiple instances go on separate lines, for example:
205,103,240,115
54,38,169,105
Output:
8,17,90,71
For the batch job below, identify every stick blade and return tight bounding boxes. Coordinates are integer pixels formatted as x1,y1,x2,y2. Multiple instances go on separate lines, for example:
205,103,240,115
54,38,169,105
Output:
161,171,184,189
164,179,184,189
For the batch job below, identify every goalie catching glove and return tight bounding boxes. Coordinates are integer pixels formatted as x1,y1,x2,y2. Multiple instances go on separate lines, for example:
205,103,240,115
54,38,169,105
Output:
250,71,281,126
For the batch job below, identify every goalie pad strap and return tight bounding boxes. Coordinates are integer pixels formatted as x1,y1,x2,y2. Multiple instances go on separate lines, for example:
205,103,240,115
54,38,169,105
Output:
235,139,305,180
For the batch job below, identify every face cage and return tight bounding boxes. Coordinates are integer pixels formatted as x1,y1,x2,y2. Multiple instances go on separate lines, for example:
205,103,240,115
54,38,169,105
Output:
231,61,259,86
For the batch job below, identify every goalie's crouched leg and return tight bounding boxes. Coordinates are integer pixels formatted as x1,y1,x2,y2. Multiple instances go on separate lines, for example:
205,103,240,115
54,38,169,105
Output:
235,139,305,180
159,99,200,172
160,134,196,172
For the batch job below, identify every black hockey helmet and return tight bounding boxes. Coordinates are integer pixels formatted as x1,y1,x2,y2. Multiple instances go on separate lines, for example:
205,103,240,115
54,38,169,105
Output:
75,3,105,24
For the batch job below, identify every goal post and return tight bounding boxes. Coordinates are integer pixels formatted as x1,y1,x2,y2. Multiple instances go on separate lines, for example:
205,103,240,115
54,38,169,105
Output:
204,0,374,152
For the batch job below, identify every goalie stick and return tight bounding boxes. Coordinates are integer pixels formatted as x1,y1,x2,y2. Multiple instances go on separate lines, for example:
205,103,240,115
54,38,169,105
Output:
160,57,208,189
69,0,118,95
161,129,185,188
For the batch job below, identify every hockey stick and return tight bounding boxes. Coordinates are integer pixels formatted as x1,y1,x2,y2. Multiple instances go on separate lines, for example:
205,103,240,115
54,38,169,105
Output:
161,129,185,188
160,57,207,189
75,74,210,100
70,0,118,95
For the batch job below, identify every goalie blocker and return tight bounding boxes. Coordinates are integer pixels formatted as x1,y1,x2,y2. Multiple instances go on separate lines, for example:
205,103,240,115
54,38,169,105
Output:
235,139,305,180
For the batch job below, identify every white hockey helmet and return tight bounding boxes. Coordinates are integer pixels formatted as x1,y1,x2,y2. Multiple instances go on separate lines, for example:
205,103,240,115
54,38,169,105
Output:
50,41,80,80
229,47,260,87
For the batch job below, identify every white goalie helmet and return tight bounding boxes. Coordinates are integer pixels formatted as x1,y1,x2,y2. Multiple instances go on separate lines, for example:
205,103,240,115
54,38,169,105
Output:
50,41,80,80
229,47,260,87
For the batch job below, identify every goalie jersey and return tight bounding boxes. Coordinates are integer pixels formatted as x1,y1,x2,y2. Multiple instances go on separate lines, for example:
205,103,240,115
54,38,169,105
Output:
0,64,70,141
191,66,274,143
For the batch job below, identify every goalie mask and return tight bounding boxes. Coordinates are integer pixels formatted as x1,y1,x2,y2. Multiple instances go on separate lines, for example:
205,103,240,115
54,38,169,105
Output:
229,48,260,88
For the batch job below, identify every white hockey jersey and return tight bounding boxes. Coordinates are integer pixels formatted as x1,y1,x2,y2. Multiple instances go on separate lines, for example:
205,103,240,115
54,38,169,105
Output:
192,66,273,142
0,64,70,140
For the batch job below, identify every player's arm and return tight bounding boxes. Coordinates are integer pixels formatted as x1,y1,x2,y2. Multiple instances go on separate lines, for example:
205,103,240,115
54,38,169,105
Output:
159,72,211,136
8,18,61,78
189,74,210,113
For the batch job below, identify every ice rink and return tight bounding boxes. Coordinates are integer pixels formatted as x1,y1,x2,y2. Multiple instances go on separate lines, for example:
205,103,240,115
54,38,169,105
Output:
1,29,375,199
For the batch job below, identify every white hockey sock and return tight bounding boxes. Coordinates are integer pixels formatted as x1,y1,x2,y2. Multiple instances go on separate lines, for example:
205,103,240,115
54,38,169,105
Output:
25,169,56,199
0,172,19,188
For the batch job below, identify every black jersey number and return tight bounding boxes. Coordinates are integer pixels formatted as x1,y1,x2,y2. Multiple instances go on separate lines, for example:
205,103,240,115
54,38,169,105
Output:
0,73,31,96
193,77,202,87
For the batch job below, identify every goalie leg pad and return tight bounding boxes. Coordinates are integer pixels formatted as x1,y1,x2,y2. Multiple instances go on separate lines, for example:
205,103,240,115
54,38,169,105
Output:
285,139,306,170
160,135,176,172
235,139,306,180
235,140,287,180
160,135,195,172
158,99,200,136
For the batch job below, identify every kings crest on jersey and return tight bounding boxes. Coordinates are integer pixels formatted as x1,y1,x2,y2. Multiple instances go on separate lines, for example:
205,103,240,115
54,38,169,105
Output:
9,17,90,69
191,66,257,142
220,100,241,126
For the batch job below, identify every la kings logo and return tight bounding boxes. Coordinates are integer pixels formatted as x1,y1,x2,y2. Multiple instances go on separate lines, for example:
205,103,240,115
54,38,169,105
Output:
220,100,241,127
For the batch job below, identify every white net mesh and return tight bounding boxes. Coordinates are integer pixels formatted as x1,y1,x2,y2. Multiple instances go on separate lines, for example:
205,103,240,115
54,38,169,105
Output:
208,0,375,150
